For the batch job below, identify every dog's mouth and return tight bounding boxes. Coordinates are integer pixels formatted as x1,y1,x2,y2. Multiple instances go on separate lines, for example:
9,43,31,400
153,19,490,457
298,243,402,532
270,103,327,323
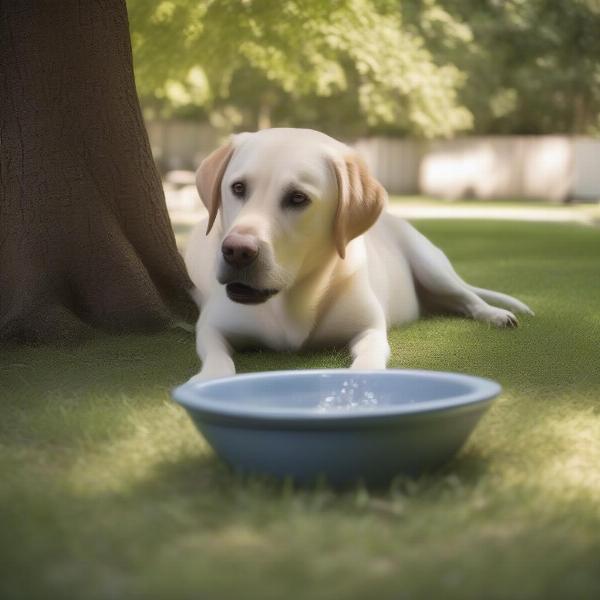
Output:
225,282,279,305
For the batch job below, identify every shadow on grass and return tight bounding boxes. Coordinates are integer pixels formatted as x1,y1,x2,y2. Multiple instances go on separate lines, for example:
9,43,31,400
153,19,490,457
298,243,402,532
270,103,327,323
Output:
2,330,196,396
126,429,494,506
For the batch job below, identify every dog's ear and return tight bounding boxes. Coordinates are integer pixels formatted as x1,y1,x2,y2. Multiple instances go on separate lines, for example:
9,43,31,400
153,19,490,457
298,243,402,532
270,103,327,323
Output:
196,142,234,234
332,154,386,259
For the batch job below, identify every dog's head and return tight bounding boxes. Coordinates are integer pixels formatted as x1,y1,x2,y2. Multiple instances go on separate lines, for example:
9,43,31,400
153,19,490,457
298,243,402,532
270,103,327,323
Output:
196,128,385,304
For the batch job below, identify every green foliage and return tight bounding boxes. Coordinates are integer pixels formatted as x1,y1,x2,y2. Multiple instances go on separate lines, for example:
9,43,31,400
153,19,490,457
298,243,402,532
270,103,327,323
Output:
128,0,472,137
412,0,600,134
128,0,600,136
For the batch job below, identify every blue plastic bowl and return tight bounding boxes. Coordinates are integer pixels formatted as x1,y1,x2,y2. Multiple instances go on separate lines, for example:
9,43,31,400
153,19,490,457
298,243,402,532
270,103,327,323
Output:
172,369,501,486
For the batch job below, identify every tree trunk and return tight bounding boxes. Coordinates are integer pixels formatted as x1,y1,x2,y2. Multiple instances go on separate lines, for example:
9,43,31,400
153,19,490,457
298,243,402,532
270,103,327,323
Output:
0,0,197,343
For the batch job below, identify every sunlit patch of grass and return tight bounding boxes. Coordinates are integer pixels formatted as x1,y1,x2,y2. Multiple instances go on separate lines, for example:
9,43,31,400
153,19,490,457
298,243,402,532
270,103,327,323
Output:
66,401,204,497
528,408,600,502
1,220,600,599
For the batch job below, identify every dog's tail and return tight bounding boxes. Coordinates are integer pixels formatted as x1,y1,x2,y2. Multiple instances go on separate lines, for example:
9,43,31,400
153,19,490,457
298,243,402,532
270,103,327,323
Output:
468,285,534,315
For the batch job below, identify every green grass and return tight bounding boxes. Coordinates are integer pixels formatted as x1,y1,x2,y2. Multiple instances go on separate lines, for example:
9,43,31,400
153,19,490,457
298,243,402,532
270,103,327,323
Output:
2,220,600,600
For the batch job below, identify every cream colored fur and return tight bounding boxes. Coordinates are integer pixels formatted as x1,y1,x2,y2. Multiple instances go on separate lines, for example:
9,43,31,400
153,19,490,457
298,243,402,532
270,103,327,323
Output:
185,128,533,381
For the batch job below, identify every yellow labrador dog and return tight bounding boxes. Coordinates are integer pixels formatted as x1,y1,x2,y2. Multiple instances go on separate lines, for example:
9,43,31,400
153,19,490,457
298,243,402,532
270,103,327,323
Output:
185,128,532,381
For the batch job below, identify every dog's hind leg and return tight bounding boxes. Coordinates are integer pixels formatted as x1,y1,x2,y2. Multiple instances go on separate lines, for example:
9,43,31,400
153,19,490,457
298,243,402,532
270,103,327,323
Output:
394,219,532,327
465,285,534,316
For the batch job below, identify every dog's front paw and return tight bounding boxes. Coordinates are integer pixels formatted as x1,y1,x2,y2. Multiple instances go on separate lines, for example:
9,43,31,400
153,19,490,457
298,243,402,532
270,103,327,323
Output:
187,370,234,384
187,372,213,384
351,356,387,370
476,306,519,328
187,359,236,384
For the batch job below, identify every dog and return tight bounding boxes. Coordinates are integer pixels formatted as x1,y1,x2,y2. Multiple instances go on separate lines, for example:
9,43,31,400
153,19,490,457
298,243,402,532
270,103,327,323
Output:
184,128,533,381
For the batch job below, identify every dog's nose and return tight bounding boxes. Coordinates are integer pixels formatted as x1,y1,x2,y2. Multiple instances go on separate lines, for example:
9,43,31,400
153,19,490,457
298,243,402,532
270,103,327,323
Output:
221,233,259,268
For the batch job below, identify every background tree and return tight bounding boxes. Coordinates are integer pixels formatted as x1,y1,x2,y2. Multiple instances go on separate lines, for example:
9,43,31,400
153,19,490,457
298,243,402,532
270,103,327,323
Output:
416,0,600,134
128,0,472,138
0,0,196,343
129,0,600,137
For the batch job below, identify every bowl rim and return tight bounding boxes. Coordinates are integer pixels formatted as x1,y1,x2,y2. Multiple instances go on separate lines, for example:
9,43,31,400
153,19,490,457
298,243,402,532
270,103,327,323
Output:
172,369,501,426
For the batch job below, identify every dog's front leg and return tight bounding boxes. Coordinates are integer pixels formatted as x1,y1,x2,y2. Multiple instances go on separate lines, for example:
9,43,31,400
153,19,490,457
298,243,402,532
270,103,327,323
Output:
189,319,235,383
350,327,390,370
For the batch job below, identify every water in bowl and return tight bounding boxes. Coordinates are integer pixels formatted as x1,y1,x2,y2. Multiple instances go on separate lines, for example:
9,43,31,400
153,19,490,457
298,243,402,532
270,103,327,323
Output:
316,378,380,411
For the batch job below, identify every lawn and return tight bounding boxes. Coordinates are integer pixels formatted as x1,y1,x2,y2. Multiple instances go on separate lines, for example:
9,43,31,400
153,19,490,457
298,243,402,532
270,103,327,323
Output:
1,219,600,600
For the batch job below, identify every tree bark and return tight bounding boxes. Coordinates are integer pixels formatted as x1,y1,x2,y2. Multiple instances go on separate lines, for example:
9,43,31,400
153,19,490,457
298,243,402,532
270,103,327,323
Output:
0,0,197,342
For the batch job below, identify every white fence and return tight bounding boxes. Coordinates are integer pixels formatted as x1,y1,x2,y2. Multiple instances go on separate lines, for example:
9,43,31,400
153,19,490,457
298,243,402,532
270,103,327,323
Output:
418,136,600,202
146,120,219,172
352,137,423,195
146,120,600,201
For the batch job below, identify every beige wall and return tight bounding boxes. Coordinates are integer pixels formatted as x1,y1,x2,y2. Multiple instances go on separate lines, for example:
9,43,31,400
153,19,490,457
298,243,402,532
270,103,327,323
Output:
359,135,598,201
146,120,219,172
573,137,600,200
418,136,574,201
146,120,600,201
352,137,423,195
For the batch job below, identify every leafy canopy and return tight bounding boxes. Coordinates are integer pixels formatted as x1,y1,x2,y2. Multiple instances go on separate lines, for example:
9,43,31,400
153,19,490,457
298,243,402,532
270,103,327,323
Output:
128,0,472,137
128,0,600,136
427,0,600,134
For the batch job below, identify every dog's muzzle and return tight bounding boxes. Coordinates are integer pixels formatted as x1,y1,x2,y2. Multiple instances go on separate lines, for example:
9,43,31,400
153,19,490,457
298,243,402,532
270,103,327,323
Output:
218,232,282,304
225,282,279,304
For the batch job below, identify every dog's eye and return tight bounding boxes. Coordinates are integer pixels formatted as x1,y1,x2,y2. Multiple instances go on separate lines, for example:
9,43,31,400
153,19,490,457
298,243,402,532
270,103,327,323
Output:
231,181,246,198
284,190,311,209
